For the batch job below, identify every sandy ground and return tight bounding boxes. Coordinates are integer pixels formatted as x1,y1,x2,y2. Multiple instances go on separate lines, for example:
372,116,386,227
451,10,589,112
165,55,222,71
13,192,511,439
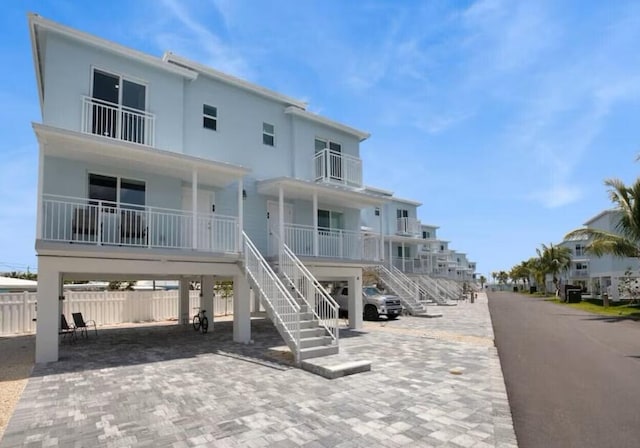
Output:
0,334,34,441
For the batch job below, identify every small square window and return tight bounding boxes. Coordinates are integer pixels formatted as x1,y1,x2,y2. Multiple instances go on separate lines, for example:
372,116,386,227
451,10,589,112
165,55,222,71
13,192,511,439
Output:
263,122,275,146
203,104,217,131
374,207,380,216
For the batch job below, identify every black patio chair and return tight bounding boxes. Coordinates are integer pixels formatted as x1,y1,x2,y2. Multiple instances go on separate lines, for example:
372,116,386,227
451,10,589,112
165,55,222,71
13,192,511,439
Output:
72,312,97,338
59,314,77,342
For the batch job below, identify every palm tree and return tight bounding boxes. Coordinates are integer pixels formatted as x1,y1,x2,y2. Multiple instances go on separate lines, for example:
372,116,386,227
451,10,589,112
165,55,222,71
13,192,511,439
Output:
565,178,640,258
536,243,572,294
479,275,487,289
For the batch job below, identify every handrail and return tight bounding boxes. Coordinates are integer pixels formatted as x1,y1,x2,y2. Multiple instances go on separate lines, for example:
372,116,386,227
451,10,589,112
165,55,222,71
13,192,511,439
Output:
390,265,431,304
376,265,424,313
242,232,301,361
280,240,339,345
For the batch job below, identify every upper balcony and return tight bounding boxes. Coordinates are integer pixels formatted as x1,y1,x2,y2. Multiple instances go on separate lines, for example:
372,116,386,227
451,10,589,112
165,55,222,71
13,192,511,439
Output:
81,96,156,147
396,217,421,236
313,149,362,188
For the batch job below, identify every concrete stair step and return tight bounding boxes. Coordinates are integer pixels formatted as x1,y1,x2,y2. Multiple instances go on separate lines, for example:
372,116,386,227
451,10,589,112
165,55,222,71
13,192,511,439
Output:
300,327,326,338
301,355,371,379
299,319,321,329
299,336,333,349
299,344,339,360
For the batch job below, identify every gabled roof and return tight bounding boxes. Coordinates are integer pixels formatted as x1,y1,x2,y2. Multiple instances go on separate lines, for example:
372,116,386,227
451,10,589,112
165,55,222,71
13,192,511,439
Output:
163,52,307,109
28,13,197,113
284,106,370,142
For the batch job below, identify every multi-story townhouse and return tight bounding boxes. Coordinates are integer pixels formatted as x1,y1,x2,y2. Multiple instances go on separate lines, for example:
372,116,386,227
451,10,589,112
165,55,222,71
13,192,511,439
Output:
30,14,389,363
560,210,640,300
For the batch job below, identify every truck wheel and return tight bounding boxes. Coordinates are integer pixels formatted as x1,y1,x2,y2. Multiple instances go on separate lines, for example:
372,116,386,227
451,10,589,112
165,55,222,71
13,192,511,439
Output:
364,305,378,321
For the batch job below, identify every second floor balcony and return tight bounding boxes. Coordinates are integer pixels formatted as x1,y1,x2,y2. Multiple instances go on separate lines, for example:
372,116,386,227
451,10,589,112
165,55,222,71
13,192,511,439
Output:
81,96,156,147
313,149,362,188
273,223,380,261
570,269,590,278
396,217,421,236
41,195,239,254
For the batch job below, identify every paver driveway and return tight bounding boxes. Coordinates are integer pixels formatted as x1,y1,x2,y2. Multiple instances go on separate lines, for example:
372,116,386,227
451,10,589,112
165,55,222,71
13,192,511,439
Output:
1,294,516,447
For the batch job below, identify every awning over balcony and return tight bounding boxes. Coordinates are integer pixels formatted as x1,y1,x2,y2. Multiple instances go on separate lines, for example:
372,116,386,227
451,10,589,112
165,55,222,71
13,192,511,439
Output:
256,177,388,208
33,123,249,187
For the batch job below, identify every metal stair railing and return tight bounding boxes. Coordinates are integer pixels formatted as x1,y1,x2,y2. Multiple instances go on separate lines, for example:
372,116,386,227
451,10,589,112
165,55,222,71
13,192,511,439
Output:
389,265,432,306
280,243,339,345
415,275,451,304
376,265,425,314
242,232,301,362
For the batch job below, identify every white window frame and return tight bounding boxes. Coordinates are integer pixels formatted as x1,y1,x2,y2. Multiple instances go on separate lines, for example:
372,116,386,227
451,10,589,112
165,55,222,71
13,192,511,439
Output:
262,122,275,147
87,171,147,208
203,104,218,131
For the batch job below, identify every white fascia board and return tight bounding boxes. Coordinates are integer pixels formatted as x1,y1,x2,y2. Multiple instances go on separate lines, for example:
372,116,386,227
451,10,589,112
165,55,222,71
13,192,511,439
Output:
164,53,307,109
28,13,45,115
420,223,440,229
363,185,394,196
28,14,198,81
284,106,371,142
390,196,423,207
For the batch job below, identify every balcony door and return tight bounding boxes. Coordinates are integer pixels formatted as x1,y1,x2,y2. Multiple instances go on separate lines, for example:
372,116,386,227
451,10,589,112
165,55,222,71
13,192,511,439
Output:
182,188,215,251
91,69,147,144
315,138,342,181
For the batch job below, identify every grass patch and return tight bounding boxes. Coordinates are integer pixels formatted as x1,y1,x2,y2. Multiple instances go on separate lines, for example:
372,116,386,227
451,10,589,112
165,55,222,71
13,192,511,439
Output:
548,298,640,320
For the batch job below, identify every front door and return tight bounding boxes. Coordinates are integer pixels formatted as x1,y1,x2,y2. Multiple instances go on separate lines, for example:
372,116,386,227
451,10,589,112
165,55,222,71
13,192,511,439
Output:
267,201,293,256
182,188,214,250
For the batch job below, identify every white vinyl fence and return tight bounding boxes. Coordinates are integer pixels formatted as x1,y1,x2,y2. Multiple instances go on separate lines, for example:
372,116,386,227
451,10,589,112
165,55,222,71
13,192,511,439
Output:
0,290,238,336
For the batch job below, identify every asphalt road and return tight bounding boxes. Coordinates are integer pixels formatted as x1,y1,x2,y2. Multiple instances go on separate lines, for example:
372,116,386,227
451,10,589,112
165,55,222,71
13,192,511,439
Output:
488,291,640,448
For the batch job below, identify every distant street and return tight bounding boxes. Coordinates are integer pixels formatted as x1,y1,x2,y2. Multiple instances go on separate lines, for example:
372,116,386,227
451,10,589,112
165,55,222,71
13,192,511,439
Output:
488,291,640,448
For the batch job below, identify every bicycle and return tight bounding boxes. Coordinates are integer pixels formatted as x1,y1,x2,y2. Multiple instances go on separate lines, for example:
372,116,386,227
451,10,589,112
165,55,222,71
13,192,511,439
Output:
192,308,209,334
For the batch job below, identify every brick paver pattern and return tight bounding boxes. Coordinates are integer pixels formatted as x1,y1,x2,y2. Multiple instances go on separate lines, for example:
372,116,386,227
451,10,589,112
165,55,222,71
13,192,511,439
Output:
1,293,517,447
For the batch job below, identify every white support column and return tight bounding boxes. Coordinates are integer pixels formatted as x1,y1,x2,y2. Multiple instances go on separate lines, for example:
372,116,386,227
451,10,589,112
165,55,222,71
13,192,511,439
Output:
35,259,61,363
313,192,319,257
233,274,251,343
192,170,198,249
278,186,284,256
179,278,190,325
251,287,261,314
237,180,244,251
388,240,393,269
202,275,215,328
36,148,44,239
379,206,384,262
402,242,406,272
347,274,363,330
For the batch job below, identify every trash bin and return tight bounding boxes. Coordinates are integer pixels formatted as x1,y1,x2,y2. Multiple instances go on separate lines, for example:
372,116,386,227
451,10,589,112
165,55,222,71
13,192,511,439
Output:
529,286,537,294
564,285,582,303
513,286,518,292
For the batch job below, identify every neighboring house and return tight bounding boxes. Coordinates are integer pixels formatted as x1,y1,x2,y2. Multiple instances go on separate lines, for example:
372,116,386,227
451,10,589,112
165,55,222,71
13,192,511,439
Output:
0,276,38,292
29,14,389,363
559,209,640,299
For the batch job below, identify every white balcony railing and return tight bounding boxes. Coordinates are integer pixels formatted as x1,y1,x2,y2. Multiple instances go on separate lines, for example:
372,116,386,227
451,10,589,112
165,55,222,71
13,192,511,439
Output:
41,195,239,253
570,270,590,278
81,96,156,146
278,223,380,261
396,217,421,235
313,149,362,188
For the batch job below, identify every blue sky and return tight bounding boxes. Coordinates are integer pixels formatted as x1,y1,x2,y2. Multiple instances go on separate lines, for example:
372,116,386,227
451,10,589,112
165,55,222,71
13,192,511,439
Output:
2,0,640,278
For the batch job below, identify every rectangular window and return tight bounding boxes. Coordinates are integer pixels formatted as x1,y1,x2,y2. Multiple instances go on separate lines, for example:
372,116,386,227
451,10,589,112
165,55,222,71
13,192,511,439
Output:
397,209,409,218
397,246,411,258
89,174,145,208
318,209,343,230
262,122,275,146
374,207,380,216
203,104,217,131
422,231,430,239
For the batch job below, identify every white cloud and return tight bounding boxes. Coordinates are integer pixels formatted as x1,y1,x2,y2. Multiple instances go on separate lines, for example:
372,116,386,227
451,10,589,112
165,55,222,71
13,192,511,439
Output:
153,0,250,77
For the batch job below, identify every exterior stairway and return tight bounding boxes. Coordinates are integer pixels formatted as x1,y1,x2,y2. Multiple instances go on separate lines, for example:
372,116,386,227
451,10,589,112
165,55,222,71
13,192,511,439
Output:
375,265,427,315
413,275,458,306
241,232,338,364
